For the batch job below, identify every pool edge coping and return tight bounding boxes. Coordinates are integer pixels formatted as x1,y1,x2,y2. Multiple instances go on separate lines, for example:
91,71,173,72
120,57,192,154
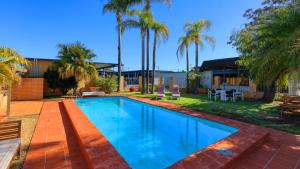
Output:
62,99,130,169
63,97,270,169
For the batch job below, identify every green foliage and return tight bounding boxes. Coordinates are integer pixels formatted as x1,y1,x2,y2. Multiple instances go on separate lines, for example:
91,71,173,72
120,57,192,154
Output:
0,47,28,85
188,73,202,90
184,19,215,52
230,0,300,87
95,76,118,92
44,68,78,95
57,42,97,82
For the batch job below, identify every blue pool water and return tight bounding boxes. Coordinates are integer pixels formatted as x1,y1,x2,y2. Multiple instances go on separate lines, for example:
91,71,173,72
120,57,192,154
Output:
75,97,238,169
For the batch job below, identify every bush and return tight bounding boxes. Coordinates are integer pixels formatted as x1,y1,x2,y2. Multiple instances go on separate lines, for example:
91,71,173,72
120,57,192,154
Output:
189,73,202,93
44,68,78,95
95,76,117,93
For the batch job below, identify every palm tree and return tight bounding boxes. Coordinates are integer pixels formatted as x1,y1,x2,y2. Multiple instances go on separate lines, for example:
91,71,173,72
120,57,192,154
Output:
177,35,191,93
151,21,169,94
143,0,171,93
122,10,153,94
184,19,215,92
0,47,28,85
0,47,28,116
103,0,138,92
57,42,97,93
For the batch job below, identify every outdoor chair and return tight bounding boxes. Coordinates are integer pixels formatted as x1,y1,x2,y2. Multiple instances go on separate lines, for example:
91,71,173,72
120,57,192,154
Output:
225,90,234,102
156,87,165,100
208,89,221,101
0,120,21,169
233,90,244,101
172,87,180,99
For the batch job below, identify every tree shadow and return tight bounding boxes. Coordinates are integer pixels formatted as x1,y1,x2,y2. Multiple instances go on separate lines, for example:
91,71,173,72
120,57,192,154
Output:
58,102,88,169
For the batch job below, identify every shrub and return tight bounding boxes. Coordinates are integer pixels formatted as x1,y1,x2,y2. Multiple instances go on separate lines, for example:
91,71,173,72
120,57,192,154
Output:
44,68,78,95
95,76,117,93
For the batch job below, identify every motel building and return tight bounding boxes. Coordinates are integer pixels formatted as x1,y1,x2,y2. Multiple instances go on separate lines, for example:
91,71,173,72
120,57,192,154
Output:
199,57,300,99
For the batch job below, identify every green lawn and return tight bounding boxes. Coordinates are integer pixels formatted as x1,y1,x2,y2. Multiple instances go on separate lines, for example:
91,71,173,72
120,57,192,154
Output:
127,92,300,134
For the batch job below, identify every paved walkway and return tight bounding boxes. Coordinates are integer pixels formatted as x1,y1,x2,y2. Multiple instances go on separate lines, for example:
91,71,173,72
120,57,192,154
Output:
23,101,87,169
10,101,43,117
233,129,300,169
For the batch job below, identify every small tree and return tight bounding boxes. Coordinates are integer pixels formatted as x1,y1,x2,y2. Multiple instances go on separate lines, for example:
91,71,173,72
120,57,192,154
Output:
57,42,97,94
44,68,78,95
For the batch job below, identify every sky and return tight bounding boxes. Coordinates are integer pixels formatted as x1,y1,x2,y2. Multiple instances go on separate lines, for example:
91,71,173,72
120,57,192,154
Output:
1,0,263,71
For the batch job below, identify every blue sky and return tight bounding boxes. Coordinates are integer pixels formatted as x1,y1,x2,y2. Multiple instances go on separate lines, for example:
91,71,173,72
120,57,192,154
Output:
1,0,262,71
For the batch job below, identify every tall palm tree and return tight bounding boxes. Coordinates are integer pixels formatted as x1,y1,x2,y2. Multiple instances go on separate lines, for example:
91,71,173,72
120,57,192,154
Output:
184,19,215,91
143,0,171,93
103,0,138,92
0,47,28,85
57,42,97,93
122,10,153,94
177,35,191,93
151,21,169,94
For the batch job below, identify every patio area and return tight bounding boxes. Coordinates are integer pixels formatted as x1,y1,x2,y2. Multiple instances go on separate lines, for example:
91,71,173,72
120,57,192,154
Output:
18,97,300,169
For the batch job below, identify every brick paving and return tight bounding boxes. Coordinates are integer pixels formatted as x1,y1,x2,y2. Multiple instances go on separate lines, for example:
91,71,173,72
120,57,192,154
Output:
23,101,87,169
233,129,300,169
23,98,300,169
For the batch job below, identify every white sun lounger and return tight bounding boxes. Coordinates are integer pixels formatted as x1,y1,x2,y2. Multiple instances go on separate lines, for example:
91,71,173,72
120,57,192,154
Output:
82,91,105,97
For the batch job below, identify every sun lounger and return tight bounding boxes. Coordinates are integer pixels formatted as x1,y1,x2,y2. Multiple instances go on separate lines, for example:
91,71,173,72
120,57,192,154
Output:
0,120,21,169
82,91,105,97
156,87,165,99
172,87,180,99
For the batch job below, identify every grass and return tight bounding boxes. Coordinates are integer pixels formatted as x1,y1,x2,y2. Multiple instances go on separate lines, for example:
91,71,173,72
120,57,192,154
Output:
127,92,300,135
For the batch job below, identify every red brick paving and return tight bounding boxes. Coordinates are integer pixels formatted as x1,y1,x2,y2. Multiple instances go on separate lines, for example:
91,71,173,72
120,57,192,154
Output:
233,129,300,169
63,100,129,169
23,101,87,169
24,97,300,169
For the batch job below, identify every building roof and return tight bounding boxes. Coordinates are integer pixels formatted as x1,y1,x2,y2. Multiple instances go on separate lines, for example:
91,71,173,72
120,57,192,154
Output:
26,57,119,69
199,57,241,71
122,70,183,74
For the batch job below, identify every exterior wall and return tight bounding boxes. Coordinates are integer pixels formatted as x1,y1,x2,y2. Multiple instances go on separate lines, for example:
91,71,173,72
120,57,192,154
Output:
26,60,53,77
200,71,213,88
288,73,300,96
155,72,187,88
0,90,8,116
12,78,44,101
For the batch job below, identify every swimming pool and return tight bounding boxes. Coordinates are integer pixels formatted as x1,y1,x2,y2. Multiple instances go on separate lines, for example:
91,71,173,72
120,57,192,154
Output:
75,97,238,169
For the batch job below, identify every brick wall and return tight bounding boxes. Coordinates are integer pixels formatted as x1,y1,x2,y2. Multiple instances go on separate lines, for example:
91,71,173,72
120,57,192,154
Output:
12,78,44,101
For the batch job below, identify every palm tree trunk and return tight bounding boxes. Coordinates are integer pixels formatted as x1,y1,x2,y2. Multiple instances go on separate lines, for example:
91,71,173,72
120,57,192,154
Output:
151,31,157,94
195,42,199,93
186,46,190,93
146,29,150,93
117,14,122,93
141,30,146,94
